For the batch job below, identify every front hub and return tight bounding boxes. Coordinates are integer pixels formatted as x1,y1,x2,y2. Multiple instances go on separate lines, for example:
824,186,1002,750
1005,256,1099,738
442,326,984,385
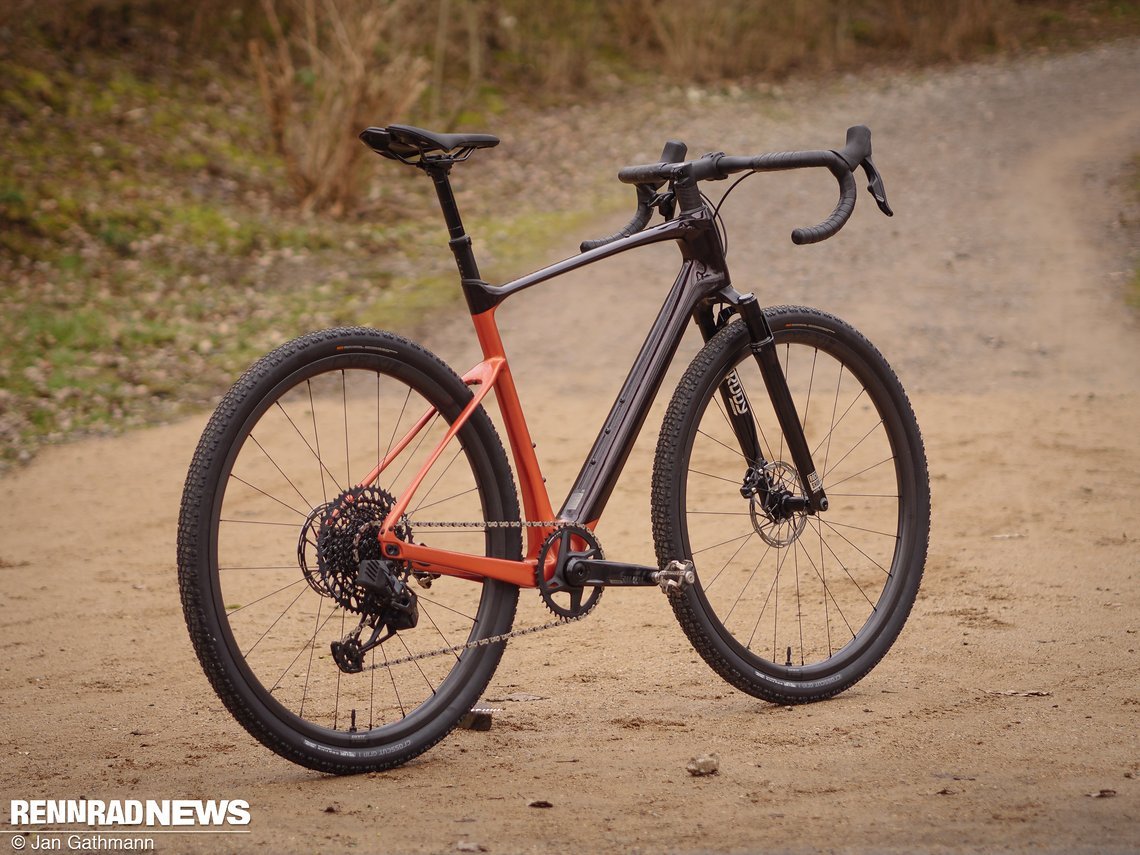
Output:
742,460,809,547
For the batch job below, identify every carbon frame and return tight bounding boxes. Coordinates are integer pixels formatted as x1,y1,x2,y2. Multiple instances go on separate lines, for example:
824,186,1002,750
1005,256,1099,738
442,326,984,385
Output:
366,162,819,588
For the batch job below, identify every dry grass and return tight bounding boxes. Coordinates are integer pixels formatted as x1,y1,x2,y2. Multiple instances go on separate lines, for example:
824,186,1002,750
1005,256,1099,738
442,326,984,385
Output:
249,0,429,215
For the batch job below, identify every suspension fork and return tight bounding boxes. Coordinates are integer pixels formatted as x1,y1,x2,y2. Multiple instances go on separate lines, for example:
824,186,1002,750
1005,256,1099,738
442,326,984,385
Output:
700,293,829,513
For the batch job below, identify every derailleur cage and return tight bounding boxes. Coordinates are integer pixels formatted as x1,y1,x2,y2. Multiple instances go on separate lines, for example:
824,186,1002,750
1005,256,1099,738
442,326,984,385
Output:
330,559,421,674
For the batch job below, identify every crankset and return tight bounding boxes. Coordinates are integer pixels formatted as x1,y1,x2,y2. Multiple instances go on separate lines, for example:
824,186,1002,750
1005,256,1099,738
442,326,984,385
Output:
536,525,606,619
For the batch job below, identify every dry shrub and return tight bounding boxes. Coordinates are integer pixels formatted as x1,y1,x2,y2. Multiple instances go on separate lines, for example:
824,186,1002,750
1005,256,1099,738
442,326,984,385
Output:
249,0,429,215
618,0,1019,80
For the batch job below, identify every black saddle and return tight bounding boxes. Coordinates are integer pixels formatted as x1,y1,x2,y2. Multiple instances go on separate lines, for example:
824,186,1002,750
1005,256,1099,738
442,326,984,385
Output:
359,124,499,163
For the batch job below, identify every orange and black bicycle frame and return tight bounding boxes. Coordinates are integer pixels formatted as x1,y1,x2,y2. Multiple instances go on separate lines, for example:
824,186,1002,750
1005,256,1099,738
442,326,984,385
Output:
363,158,826,588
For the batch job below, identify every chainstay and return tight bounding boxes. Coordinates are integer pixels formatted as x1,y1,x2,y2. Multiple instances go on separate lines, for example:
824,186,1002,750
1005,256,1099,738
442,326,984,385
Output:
361,518,585,671
403,518,560,529
364,612,586,671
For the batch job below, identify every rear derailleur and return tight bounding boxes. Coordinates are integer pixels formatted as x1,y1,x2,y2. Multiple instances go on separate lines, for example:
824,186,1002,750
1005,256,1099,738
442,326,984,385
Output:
330,559,420,674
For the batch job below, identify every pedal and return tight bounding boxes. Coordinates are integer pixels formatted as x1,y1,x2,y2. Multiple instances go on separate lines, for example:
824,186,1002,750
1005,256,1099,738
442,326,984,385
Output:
652,560,696,593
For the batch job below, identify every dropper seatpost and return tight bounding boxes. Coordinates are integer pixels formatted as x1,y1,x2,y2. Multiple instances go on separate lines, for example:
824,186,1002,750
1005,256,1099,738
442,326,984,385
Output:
423,161,481,282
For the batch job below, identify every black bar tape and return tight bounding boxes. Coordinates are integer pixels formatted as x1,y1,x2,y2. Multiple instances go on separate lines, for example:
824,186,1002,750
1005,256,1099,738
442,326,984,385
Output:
580,204,653,252
618,162,675,185
790,168,857,245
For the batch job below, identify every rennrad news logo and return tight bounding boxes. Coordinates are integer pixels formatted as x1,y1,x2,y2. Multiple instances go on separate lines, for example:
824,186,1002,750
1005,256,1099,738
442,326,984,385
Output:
9,799,250,828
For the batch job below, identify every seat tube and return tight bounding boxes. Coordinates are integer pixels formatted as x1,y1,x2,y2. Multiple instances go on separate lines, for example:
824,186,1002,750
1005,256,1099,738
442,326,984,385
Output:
737,294,829,512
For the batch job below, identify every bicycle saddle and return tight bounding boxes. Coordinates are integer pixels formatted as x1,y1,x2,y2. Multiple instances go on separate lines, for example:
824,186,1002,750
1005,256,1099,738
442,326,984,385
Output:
360,124,499,161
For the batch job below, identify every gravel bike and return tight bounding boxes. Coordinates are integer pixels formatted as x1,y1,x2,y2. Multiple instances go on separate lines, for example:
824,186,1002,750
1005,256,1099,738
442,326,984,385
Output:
178,122,930,774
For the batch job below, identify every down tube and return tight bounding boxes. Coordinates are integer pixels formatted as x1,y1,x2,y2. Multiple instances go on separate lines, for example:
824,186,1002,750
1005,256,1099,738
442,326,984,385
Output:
559,260,722,525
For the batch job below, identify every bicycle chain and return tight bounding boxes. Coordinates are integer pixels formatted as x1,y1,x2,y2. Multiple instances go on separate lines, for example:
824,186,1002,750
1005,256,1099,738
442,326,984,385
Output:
359,518,585,672
363,610,586,672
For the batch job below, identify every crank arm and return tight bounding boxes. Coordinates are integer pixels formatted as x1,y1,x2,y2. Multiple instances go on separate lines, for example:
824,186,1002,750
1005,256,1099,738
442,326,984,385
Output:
567,558,696,590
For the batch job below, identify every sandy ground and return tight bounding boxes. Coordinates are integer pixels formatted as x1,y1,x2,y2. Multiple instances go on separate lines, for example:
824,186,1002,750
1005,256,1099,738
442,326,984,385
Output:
2,42,1139,855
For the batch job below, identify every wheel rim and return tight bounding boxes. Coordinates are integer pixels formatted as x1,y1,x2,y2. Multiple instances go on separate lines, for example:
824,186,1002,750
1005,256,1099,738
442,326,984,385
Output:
679,327,917,678
206,354,507,745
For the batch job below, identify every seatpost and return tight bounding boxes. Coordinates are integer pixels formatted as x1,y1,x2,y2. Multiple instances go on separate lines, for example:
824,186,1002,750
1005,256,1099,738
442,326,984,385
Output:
424,162,482,281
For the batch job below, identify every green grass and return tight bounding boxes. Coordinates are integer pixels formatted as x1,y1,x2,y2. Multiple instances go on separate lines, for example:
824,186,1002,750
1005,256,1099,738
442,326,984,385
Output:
0,44,618,467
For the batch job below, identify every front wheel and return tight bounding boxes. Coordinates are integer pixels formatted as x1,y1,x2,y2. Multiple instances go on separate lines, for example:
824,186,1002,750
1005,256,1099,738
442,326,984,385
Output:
177,328,521,773
652,306,929,703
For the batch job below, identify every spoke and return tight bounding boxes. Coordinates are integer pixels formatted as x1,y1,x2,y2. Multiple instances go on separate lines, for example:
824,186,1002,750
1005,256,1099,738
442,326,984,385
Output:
381,644,407,719
396,631,438,696
268,602,342,693
696,427,747,460
825,455,896,491
703,531,763,592
384,386,413,470
411,446,465,514
416,595,478,623
220,518,303,527
691,530,754,557
409,486,480,515
810,386,868,463
299,597,323,718
801,347,818,434
249,433,311,509
416,601,463,663
687,510,752,516
816,521,885,607
821,517,900,541
270,396,340,498
743,545,788,651
225,577,309,617
369,645,377,731
220,564,302,571
301,382,339,500
333,607,346,729
801,520,857,640
342,370,350,486
227,473,308,518
822,418,885,482
772,543,781,661
389,413,441,489
689,467,743,486
243,584,312,659
814,516,832,657
721,544,771,621
821,364,844,479
794,534,804,665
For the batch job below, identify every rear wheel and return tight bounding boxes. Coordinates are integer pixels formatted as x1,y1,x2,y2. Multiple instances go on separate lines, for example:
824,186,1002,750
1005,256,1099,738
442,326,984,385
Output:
178,328,520,773
652,307,929,703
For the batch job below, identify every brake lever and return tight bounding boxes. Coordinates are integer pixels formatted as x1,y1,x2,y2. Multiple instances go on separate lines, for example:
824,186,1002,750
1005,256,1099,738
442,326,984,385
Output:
860,156,893,217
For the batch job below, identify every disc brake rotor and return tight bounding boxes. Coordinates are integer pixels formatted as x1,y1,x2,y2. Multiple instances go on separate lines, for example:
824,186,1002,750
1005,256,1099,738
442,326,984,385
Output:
749,460,809,547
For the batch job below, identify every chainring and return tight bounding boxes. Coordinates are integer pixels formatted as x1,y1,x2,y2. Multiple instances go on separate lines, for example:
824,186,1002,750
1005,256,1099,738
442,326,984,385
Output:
535,525,604,619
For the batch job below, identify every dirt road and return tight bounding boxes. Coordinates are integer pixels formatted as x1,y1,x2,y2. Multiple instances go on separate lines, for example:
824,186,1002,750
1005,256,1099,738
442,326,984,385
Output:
2,42,1138,854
